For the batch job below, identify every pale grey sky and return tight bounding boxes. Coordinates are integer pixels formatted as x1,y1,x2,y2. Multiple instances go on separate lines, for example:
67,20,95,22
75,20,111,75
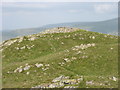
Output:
2,2,118,31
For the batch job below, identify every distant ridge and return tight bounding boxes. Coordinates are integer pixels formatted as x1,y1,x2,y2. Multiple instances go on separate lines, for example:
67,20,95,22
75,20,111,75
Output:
2,18,118,41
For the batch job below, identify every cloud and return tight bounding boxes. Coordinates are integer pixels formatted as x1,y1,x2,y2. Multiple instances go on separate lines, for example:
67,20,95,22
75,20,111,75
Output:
3,11,36,16
68,9,80,13
2,2,53,8
94,4,117,13
2,0,119,2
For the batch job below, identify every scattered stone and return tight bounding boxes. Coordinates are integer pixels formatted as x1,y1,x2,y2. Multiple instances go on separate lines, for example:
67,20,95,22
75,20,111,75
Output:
45,64,50,67
72,43,95,51
14,66,23,73
71,57,77,60
26,72,30,75
65,49,69,52
15,47,19,50
35,63,43,68
76,51,82,54
92,36,95,39
81,56,88,59
14,64,31,73
112,76,117,81
86,80,94,85
23,65,31,71
104,35,107,37
64,58,70,62
28,37,37,41
61,42,64,45
20,46,26,49
111,48,113,50
7,71,12,74
58,62,65,66
18,68,23,73
89,36,95,39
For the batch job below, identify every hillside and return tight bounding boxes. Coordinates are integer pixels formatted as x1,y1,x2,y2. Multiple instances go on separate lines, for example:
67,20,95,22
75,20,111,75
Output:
2,18,118,41
1,27,118,88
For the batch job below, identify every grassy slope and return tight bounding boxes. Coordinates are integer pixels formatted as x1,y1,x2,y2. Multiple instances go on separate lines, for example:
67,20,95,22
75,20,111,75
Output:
2,29,118,88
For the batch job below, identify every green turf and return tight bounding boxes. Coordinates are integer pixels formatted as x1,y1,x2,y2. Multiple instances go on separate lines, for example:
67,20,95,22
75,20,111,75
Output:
2,29,118,88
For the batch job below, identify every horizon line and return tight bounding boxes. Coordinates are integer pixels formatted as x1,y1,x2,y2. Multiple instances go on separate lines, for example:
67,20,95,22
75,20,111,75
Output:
2,17,118,31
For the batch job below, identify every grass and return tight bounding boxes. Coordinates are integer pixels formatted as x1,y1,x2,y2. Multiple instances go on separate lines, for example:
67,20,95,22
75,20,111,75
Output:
2,29,118,88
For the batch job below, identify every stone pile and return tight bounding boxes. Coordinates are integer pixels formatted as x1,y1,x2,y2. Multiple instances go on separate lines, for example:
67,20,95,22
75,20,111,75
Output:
32,75,83,88
40,27,80,34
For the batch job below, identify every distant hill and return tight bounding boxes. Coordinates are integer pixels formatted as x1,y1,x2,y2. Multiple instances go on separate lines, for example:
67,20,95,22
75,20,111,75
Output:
42,18,118,33
2,18,118,41
2,27,118,88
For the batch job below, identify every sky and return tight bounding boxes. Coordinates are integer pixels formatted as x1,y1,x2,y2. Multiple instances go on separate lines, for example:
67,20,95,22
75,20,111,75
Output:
1,2,118,31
